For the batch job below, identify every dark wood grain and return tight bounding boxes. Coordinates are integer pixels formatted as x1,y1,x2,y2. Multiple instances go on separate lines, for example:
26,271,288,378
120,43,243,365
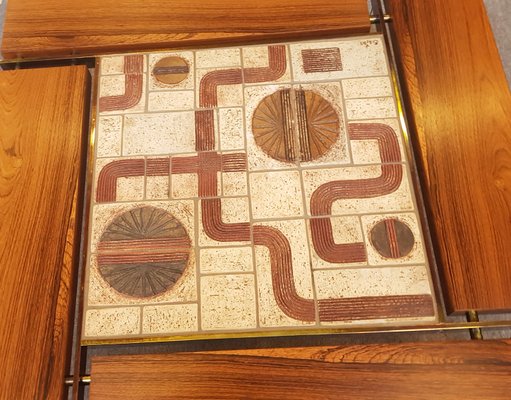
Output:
0,66,90,399
0,0,369,60
90,340,511,399
386,0,511,313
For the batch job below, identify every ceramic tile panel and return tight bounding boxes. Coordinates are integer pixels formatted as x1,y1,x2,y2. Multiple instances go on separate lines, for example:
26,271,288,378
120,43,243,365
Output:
83,34,437,343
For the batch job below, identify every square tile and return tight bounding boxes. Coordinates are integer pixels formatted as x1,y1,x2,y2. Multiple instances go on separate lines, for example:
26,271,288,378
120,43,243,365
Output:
200,274,257,330
142,304,198,334
249,170,304,219
84,34,437,344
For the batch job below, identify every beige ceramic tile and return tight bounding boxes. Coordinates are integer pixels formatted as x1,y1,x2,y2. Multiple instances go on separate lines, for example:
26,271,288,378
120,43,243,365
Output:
200,274,257,330
148,91,195,112
101,54,148,76
222,171,248,196
242,45,291,84
255,219,315,327
219,107,245,150
196,68,243,108
249,170,304,219
197,199,251,247
200,246,253,274
302,165,414,216
84,307,140,338
94,157,145,203
98,74,146,115
123,112,196,156
349,119,405,165
290,37,388,82
308,216,368,269
142,304,198,334
146,176,170,200
345,97,397,120
314,265,432,300
116,176,145,202
362,213,427,266
148,51,195,91
220,196,250,223
196,48,241,68
171,173,198,199
96,116,122,158
342,76,393,99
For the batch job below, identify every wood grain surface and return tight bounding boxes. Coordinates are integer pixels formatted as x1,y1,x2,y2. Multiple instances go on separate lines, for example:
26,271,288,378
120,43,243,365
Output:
89,340,511,399
0,0,369,60
0,66,90,399
386,0,511,313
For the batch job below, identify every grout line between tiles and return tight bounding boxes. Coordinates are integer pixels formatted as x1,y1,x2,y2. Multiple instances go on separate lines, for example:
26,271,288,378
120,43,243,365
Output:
241,46,261,329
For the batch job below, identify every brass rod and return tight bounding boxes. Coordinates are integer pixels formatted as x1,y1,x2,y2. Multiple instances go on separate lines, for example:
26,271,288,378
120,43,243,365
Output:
64,376,91,386
467,310,483,340
370,14,392,24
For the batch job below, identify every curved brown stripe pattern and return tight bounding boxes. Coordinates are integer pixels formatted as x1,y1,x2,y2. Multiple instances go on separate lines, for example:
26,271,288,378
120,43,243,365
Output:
96,159,145,203
198,45,287,109
201,198,251,242
310,123,403,263
99,55,144,112
199,69,243,108
253,225,315,322
244,45,287,83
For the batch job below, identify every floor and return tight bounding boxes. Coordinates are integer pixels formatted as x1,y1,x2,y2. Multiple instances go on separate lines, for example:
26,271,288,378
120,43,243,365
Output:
82,34,439,343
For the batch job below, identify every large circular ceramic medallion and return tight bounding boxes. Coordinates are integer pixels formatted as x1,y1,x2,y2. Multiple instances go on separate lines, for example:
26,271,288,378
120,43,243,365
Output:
252,89,340,162
97,206,191,298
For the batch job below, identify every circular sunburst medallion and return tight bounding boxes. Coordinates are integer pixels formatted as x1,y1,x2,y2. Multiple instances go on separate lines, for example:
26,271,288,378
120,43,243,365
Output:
252,89,340,162
97,206,191,298
152,56,190,85
369,218,415,259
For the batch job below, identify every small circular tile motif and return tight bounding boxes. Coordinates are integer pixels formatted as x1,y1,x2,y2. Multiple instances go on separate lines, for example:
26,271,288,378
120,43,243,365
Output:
97,206,191,298
252,89,340,162
152,56,190,84
369,218,415,259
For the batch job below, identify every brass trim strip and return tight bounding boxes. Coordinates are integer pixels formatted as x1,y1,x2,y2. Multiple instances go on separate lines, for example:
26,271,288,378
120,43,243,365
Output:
81,320,511,346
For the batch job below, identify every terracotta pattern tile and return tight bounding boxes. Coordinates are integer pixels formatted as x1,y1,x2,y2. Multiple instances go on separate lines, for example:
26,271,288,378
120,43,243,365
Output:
83,35,437,343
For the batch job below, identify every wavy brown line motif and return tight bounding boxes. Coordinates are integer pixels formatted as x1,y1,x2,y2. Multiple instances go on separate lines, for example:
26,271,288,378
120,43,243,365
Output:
198,46,286,109
309,123,403,263
95,153,247,203
99,55,144,113
202,199,251,242
96,159,145,203
253,225,316,321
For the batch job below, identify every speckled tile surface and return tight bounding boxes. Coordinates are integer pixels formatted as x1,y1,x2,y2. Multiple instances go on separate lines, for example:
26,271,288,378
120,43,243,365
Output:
83,35,438,343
